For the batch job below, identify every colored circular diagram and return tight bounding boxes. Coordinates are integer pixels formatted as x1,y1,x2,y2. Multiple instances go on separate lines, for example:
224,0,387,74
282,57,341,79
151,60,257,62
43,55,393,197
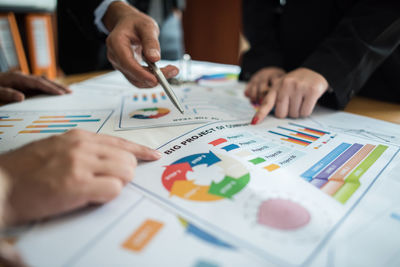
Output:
130,107,170,119
162,151,250,201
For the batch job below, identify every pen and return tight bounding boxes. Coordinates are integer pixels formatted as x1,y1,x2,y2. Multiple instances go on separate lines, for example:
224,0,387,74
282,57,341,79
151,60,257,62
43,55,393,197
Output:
144,59,185,114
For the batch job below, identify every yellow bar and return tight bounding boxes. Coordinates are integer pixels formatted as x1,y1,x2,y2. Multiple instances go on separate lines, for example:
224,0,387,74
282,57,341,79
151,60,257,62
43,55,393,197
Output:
264,164,280,172
122,219,164,252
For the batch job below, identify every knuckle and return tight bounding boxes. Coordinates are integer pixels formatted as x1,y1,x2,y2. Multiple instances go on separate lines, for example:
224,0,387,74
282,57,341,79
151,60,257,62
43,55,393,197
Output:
282,77,295,87
310,85,322,94
106,180,123,200
67,129,87,138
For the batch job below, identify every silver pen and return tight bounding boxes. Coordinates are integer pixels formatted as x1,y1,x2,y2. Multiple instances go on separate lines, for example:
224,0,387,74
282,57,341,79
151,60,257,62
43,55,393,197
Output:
144,59,185,114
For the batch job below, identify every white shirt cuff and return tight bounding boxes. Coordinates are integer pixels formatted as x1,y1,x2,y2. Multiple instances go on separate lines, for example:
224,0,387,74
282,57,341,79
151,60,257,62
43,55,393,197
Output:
94,0,127,35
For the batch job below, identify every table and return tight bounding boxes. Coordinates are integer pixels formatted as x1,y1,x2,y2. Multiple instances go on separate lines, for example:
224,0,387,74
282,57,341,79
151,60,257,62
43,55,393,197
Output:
58,71,400,125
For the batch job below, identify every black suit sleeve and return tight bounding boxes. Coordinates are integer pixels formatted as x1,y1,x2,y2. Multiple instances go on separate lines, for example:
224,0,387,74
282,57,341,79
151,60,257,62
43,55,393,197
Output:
58,0,110,74
302,0,400,109
239,0,284,81
58,0,105,41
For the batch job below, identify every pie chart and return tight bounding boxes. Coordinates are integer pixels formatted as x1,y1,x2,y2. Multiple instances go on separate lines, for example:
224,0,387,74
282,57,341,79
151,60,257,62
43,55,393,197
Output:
162,151,250,201
130,107,170,119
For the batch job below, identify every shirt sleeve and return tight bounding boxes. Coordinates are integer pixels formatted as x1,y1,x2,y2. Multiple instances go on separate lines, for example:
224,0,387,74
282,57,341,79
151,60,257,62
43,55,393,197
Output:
239,0,284,81
302,0,400,109
94,0,127,35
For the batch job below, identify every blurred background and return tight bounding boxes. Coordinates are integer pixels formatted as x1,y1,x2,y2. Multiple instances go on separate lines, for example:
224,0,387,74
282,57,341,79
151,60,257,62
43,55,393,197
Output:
0,0,248,79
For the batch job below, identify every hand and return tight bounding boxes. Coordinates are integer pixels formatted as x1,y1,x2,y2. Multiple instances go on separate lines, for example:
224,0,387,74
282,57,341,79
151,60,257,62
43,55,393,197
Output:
251,68,329,124
244,67,285,104
103,1,179,88
0,129,161,225
0,72,71,104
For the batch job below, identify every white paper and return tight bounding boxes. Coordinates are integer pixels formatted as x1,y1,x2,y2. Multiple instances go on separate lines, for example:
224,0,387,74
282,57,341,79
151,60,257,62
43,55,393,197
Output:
116,85,254,130
130,115,399,266
0,109,113,152
17,186,268,267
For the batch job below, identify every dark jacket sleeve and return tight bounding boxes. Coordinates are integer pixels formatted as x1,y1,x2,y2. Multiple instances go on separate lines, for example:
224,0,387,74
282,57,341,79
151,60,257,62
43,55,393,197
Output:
57,0,105,41
302,0,400,109
239,0,284,81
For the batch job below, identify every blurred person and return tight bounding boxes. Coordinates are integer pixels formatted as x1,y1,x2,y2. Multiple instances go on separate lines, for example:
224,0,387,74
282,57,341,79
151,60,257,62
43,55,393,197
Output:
57,0,185,88
239,0,400,124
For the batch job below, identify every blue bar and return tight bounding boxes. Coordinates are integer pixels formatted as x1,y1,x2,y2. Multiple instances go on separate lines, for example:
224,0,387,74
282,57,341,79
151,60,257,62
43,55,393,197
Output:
277,126,319,139
40,129,68,133
69,119,100,122
48,124,77,128
289,122,330,134
268,130,312,144
196,73,229,80
65,115,91,118
221,144,240,152
0,116,9,119
301,143,351,181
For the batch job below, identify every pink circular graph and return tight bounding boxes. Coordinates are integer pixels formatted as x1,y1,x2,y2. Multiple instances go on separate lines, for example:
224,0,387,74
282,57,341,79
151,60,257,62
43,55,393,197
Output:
257,198,311,230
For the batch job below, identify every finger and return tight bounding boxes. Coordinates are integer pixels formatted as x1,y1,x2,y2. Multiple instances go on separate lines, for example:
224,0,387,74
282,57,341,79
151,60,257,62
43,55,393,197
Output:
257,82,269,103
41,76,72,93
244,82,252,97
247,82,259,102
160,65,179,79
136,19,161,62
300,93,319,117
0,87,25,103
20,75,65,95
93,134,161,161
93,145,137,184
95,159,136,185
251,89,277,125
85,177,124,204
274,79,291,118
288,92,304,118
106,36,157,87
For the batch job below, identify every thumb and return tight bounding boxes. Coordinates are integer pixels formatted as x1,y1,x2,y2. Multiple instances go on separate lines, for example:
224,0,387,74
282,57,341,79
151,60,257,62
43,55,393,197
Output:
137,19,161,62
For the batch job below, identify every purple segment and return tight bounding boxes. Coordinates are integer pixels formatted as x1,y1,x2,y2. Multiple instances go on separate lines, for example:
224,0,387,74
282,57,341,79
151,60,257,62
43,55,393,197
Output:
314,143,363,180
311,178,328,188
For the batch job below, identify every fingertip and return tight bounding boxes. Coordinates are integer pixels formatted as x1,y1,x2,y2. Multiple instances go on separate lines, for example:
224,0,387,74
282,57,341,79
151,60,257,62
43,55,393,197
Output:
153,150,162,159
143,149,162,161
162,66,179,79
14,93,25,102
145,77,158,88
251,115,259,125
145,48,160,62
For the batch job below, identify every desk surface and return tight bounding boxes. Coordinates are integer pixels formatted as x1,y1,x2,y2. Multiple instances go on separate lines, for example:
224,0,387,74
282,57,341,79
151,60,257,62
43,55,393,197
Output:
57,71,400,125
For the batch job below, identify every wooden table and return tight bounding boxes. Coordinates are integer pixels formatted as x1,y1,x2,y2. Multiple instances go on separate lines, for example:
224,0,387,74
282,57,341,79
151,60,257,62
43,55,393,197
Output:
58,71,400,125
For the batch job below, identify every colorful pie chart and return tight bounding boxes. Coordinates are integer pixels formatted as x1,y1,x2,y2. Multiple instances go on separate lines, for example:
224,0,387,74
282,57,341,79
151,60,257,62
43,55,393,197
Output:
130,107,170,119
162,151,250,202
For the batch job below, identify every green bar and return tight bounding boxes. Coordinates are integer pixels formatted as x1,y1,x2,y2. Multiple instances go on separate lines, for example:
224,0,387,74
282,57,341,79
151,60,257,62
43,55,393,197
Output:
346,144,388,183
333,182,360,204
333,144,388,204
249,157,266,165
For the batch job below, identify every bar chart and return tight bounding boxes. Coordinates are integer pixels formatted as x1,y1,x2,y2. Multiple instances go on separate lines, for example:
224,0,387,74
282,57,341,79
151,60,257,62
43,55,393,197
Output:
0,110,113,151
301,142,388,203
268,122,331,147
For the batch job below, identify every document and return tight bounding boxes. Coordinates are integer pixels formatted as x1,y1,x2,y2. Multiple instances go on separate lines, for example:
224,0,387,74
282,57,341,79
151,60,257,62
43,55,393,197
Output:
130,113,399,266
116,85,254,130
0,109,113,152
17,186,267,267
